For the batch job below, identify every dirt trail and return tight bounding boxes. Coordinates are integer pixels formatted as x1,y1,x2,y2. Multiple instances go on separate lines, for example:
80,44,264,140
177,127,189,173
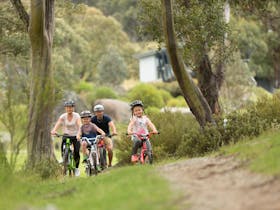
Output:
158,156,280,210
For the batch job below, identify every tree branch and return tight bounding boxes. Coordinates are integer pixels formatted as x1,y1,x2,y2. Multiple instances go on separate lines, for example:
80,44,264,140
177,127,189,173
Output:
9,0,29,31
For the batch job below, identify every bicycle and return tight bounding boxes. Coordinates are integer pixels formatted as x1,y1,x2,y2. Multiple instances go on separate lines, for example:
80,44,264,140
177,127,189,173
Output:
81,135,104,176
53,134,76,176
128,132,159,165
98,134,117,170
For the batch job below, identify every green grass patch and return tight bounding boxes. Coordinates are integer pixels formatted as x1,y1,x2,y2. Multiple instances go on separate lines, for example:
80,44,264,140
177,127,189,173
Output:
0,165,179,210
219,129,280,175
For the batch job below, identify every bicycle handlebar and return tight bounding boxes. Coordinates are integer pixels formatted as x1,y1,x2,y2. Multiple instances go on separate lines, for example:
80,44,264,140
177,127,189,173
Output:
81,135,103,144
126,131,160,136
52,133,74,138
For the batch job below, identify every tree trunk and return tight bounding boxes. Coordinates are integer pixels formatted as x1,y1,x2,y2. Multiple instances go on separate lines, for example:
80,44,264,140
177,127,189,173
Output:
161,0,214,127
27,0,56,168
272,46,280,88
0,142,10,172
196,54,222,114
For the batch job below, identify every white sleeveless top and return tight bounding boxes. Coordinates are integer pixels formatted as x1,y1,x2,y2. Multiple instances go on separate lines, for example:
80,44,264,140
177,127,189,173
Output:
131,115,151,134
59,112,80,136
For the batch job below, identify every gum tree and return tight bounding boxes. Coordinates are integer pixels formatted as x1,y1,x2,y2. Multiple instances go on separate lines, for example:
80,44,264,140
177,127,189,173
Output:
161,0,214,127
138,0,230,115
10,0,56,170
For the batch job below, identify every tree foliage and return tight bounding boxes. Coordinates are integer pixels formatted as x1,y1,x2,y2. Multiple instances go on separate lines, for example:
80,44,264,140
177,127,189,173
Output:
97,46,128,87
138,0,229,68
73,0,139,41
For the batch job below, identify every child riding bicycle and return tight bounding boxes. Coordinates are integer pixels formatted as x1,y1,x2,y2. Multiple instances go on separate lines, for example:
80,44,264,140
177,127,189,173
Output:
77,110,106,165
127,100,158,163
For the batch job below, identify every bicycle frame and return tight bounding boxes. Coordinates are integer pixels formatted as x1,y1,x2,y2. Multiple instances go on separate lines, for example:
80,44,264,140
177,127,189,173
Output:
132,133,155,164
53,133,75,176
63,138,75,176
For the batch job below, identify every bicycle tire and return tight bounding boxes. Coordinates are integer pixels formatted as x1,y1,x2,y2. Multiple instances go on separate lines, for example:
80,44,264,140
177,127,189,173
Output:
63,148,69,175
91,152,98,176
69,152,75,176
144,151,153,164
99,147,107,170
85,160,91,176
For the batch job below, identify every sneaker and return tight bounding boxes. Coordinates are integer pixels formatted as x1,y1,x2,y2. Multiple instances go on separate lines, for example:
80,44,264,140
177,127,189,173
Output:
75,168,80,177
131,155,138,163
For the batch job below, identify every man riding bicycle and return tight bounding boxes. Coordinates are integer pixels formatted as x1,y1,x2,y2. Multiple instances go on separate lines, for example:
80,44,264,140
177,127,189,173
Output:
91,104,117,167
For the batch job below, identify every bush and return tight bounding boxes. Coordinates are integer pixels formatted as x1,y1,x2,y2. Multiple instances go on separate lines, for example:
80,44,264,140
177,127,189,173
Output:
92,86,118,101
153,81,183,97
116,94,280,164
127,83,165,108
74,81,94,93
176,125,222,157
116,111,199,164
167,96,187,107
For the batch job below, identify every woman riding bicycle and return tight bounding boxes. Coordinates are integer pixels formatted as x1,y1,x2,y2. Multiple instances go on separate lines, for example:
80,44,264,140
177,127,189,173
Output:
127,100,158,163
51,100,81,176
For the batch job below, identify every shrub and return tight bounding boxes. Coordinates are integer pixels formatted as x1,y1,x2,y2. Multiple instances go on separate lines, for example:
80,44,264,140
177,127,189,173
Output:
153,81,183,97
116,94,280,164
158,89,173,104
116,111,199,164
127,83,165,108
74,81,94,93
93,86,118,100
167,96,187,107
176,125,222,157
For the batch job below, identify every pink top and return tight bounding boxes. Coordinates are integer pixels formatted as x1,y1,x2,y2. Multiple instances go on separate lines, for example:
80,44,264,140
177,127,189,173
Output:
59,112,80,136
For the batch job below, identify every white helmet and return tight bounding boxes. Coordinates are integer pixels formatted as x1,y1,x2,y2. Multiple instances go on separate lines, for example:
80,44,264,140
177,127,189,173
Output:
93,104,104,112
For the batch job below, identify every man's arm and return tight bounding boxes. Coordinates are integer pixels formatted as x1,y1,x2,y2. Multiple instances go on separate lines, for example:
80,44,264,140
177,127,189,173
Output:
109,121,117,135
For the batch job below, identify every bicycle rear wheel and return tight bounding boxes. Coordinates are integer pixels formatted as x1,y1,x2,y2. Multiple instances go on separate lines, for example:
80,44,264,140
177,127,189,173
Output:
99,147,107,170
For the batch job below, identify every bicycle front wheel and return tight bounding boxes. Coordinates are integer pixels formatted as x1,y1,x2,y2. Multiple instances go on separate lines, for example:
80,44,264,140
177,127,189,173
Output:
90,152,98,176
144,151,153,164
62,148,69,175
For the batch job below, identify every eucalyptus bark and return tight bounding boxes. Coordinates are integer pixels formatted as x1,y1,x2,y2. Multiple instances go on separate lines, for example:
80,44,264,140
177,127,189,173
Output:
27,0,56,168
161,0,214,127
11,0,56,168
0,142,10,171
181,0,227,115
196,54,222,114
272,47,280,88
10,0,30,31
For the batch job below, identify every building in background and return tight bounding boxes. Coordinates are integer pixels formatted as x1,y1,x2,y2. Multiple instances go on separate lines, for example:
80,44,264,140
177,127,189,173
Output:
134,48,175,83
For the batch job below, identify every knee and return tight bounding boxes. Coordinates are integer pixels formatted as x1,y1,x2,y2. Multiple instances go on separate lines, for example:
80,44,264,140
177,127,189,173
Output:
81,141,87,148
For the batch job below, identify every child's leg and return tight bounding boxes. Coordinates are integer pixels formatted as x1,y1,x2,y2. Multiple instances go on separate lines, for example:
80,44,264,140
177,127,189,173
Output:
145,139,152,152
81,141,89,158
131,136,141,162
132,136,142,155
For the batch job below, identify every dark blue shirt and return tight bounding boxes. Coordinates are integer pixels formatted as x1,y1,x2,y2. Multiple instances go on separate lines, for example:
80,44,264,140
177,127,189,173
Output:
91,114,112,135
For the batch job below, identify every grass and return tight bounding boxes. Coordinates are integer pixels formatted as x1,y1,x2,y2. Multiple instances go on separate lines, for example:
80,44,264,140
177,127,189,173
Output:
219,129,280,175
0,165,180,210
